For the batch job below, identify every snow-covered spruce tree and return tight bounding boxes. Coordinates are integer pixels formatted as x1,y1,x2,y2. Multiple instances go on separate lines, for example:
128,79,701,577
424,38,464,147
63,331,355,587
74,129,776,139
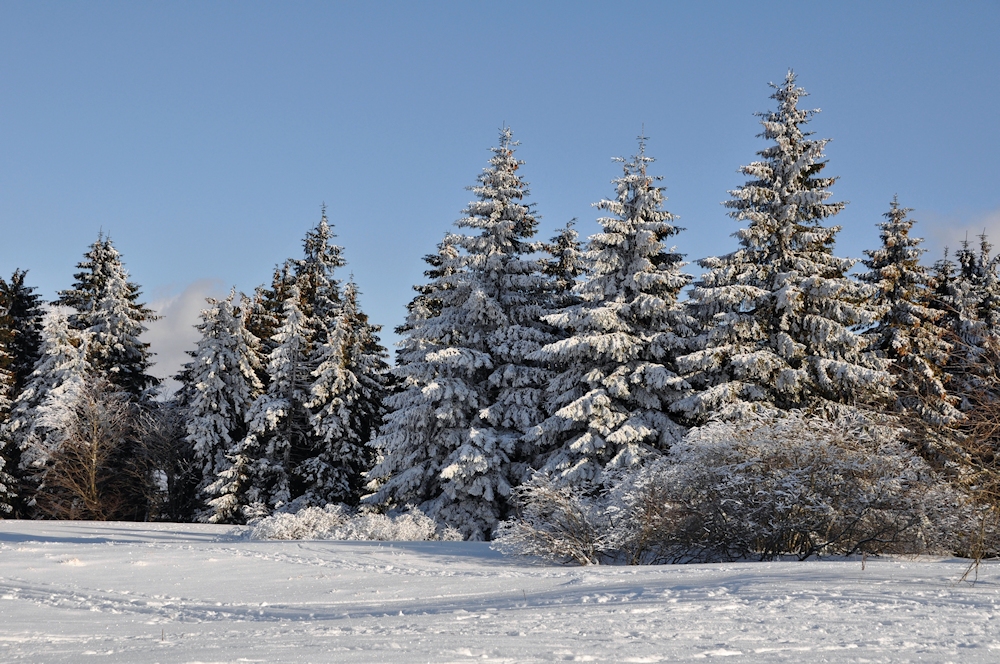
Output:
301,281,388,506
0,271,39,513
858,198,960,425
524,137,695,491
56,234,159,400
393,237,460,344
543,220,585,310
674,71,889,423
366,128,552,539
0,270,44,396
365,237,463,521
286,217,388,510
238,287,314,515
0,338,13,513
182,290,264,522
930,237,1000,405
3,311,92,514
293,208,345,338
361,237,460,518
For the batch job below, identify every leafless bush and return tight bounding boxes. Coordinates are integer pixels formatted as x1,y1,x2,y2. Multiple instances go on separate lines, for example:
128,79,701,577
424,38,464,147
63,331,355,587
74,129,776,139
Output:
134,402,200,522
496,413,963,564
906,410,1000,561
492,480,611,565
33,378,148,521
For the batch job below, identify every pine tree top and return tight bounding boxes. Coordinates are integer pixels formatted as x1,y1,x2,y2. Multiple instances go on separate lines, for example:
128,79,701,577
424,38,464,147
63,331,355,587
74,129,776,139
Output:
295,210,346,324
677,73,887,422
457,127,539,252
860,197,930,302
56,234,158,327
544,220,585,305
584,136,689,305
54,234,158,398
718,70,847,276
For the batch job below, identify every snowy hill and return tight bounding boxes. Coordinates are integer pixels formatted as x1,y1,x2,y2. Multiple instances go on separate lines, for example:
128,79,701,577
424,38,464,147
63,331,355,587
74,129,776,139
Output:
1,521,998,662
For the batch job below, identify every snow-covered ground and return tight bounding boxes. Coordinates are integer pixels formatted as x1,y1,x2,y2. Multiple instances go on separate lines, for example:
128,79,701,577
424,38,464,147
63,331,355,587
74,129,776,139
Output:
1,521,998,662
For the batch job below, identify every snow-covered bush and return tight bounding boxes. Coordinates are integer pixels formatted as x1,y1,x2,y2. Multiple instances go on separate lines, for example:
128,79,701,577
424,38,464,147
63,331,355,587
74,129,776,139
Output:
496,413,967,564
491,479,612,565
246,504,462,542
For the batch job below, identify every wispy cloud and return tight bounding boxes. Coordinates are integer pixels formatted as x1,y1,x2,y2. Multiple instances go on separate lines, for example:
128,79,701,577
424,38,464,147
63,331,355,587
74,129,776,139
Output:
144,279,228,397
920,207,1000,262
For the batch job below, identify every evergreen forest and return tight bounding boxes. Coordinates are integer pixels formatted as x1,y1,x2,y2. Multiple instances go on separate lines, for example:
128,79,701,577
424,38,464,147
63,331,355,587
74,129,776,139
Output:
3,72,999,562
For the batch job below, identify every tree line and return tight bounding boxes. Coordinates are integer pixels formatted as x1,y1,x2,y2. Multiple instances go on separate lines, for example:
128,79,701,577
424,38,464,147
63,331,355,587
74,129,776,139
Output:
2,72,998,557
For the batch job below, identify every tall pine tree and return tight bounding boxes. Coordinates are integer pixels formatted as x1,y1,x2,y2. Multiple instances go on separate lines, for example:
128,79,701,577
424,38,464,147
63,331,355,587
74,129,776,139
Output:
303,280,388,506
182,290,264,521
675,71,889,423
526,137,694,490
858,198,960,424
366,128,552,538
56,234,159,399
241,287,314,514
0,270,44,396
0,270,45,515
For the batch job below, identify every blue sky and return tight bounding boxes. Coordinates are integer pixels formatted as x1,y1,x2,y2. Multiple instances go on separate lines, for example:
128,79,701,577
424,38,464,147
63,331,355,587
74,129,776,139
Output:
1,1,998,389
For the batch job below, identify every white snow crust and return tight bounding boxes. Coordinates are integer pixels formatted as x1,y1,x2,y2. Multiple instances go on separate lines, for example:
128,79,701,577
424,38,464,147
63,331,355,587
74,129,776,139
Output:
1,520,998,662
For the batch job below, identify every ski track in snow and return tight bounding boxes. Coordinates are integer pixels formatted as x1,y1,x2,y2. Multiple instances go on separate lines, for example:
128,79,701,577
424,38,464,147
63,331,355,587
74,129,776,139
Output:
1,522,999,662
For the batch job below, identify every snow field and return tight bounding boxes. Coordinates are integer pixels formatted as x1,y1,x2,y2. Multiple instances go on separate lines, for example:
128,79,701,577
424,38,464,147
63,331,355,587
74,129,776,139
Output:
1,521,999,663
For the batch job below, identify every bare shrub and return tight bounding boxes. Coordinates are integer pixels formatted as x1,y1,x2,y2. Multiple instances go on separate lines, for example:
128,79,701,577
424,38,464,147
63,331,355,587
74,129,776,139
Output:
33,378,148,521
129,402,200,522
491,480,611,565
901,334,1000,561
495,412,963,564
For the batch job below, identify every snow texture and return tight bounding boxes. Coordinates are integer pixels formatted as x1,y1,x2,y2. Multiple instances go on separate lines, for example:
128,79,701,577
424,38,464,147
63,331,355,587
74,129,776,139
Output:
1,520,999,662
246,504,461,542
